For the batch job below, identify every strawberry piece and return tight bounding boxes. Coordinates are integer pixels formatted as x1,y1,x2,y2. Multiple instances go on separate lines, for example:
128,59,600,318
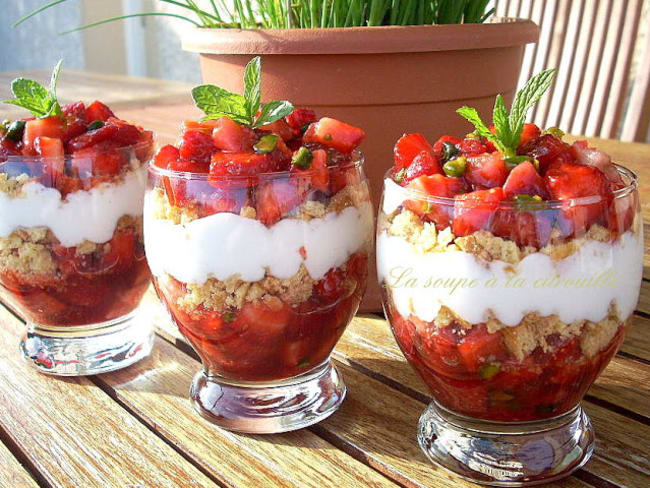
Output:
519,134,572,174
169,159,210,173
405,174,466,229
200,186,249,216
240,299,291,337
23,117,65,150
457,325,506,373
303,117,365,153
432,135,461,157
101,230,136,271
502,161,549,199
491,208,554,248
34,136,64,158
518,123,542,148
105,117,141,146
453,187,505,236
85,100,115,122
135,130,154,162
314,266,347,304
67,123,118,151
545,162,612,233
210,116,256,152
394,133,433,171
608,191,636,235
258,119,294,141
309,149,329,192
570,140,624,188
465,152,508,189
458,138,488,156
61,102,88,142
255,179,306,225
285,108,317,132
72,142,127,177
62,101,87,120
154,145,180,169
402,150,443,185
0,138,21,161
209,152,276,189
183,119,221,135
179,130,217,164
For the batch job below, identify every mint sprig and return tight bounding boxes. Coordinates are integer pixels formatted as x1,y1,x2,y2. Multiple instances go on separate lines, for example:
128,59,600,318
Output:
3,59,63,118
456,69,557,156
192,56,294,129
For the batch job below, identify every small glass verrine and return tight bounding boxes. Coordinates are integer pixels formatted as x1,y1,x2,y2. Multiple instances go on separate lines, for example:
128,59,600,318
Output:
0,142,154,375
145,153,373,433
377,165,641,485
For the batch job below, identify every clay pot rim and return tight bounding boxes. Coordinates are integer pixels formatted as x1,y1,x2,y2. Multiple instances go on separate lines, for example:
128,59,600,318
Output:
182,17,539,55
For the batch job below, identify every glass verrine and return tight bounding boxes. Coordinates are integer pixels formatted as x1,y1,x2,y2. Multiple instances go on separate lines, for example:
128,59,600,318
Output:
145,152,373,433
0,142,154,375
376,166,642,485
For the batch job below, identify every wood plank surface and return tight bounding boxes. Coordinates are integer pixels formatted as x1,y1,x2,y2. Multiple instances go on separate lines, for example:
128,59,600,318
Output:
0,305,219,488
0,440,38,488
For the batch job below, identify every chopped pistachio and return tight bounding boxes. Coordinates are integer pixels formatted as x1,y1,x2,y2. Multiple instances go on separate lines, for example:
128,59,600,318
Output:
546,126,565,139
87,120,104,131
254,134,279,154
291,146,313,169
393,168,406,183
478,364,500,380
443,156,467,177
442,141,459,162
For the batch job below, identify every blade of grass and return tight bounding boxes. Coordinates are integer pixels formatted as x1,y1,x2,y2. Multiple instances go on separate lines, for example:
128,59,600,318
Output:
13,0,68,27
58,12,200,34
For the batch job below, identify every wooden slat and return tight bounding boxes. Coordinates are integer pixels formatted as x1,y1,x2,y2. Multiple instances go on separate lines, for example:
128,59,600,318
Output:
0,305,220,488
621,314,650,361
94,337,400,488
0,440,38,488
621,21,650,142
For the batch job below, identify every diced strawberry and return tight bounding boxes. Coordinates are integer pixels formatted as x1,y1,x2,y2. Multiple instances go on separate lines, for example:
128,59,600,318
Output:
34,136,64,158
255,179,306,225
23,117,65,150
135,130,154,162
240,299,291,337
303,117,365,153
105,117,141,146
518,123,542,148
210,116,256,152
394,133,433,171
258,118,294,141
545,162,612,233
402,150,443,185
85,100,115,122
453,187,505,236
62,101,87,120
519,134,572,174
179,130,216,164
101,230,136,271
183,119,221,135
314,266,347,304
457,325,506,372
0,138,21,160
432,135,461,158
608,191,636,235
67,123,118,151
458,138,488,156
309,149,329,192
169,159,210,174
465,152,508,189
491,208,554,248
72,142,127,177
285,108,317,132
405,174,466,229
154,145,180,169
199,186,249,216
502,161,549,199
209,152,275,189
570,140,624,187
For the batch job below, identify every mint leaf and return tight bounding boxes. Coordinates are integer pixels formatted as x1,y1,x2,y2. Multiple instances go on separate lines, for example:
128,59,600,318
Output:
456,106,504,152
508,69,556,145
243,56,261,123
492,94,511,148
191,85,250,125
47,59,63,117
253,100,294,128
3,60,63,119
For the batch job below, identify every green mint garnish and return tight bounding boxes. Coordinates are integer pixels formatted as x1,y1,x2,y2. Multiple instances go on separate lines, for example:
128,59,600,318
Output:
3,59,63,119
291,146,314,169
456,69,557,157
254,134,279,154
87,120,104,131
192,56,294,129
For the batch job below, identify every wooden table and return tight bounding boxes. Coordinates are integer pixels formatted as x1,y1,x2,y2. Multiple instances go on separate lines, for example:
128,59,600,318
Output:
1,70,649,488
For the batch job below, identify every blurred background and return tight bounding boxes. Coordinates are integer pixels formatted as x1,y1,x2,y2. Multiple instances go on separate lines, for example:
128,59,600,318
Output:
1,0,649,142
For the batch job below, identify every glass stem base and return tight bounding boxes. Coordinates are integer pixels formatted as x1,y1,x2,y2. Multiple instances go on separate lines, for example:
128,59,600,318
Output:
190,360,346,434
20,311,154,376
417,402,595,486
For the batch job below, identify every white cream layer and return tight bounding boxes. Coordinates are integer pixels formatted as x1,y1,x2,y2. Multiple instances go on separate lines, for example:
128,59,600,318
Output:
377,229,643,326
143,194,373,284
0,167,146,247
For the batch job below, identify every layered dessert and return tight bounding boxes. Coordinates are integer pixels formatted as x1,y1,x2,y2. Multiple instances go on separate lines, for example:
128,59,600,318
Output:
1,83,153,326
378,103,642,422
146,81,372,382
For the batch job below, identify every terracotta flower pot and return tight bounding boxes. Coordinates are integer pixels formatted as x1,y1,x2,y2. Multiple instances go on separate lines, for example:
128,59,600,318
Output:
182,18,539,312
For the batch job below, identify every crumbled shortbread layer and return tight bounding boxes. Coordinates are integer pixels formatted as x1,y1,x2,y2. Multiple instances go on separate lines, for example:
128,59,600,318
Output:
0,173,29,197
430,304,622,361
0,215,142,277
385,208,616,264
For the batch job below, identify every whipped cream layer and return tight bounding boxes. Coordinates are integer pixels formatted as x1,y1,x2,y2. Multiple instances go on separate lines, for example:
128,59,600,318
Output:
377,229,643,326
144,194,373,284
0,167,146,247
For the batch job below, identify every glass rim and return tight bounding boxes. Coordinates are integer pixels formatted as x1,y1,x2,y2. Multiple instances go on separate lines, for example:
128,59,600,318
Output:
147,149,365,181
0,139,154,165
383,163,638,209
